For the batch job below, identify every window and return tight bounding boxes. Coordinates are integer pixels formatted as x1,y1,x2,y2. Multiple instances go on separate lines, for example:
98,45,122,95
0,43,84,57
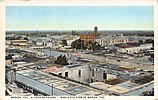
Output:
89,67,91,71
103,71,107,79
78,70,81,78
58,73,62,76
65,72,68,77
91,79,93,83
117,60,120,62
92,69,94,76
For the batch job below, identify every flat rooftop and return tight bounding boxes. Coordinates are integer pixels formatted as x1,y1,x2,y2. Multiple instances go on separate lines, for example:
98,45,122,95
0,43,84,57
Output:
107,85,130,94
132,75,154,85
90,82,112,90
102,78,125,85
116,81,138,89
16,69,104,96
65,64,82,68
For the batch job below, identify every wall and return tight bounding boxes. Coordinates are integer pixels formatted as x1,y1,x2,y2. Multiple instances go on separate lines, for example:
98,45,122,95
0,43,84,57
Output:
80,34,96,43
15,73,72,96
107,73,117,80
96,37,128,46
52,65,91,84
90,67,105,82
52,64,116,84
89,66,118,82
117,43,153,54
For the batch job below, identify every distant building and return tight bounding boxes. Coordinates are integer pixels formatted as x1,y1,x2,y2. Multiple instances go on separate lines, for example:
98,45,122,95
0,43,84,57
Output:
96,36,128,46
117,43,152,54
79,27,99,43
36,38,53,48
94,26,98,35
79,33,96,43
62,35,80,46
71,30,76,35
11,40,28,47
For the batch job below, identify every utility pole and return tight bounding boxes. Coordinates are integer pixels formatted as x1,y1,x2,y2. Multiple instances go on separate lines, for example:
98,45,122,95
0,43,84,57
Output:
81,40,83,52
52,84,53,96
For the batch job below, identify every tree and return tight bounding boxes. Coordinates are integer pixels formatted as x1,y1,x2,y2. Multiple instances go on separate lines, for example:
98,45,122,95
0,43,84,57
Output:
55,55,68,65
62,55,68,65
24,37,28,41
62,40,67,46
145,39,154,43
71,39,84,49
55,55,62,64
138,40,143,44
145,39,154,47
71,39,101,51
91,41,101,51
6,54,12,60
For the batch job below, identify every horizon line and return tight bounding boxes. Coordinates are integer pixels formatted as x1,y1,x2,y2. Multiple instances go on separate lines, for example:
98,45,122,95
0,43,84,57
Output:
6,29,154,31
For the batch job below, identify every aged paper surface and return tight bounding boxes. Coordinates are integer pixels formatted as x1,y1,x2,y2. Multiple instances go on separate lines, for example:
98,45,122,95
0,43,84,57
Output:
0,0,158,100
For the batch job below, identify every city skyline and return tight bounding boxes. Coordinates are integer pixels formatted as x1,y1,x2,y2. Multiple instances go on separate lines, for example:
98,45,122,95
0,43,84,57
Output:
6,6,153,31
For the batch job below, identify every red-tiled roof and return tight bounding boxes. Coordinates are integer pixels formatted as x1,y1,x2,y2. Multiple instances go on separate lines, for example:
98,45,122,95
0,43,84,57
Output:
119,45,134,48
71,52,81,56
42,66,61,72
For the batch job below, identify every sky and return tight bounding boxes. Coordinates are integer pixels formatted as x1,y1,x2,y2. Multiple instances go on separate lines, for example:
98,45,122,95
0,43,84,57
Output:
6,6,153,30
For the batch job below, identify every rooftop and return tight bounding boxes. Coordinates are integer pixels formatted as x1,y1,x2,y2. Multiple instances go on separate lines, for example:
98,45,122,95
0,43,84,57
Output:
98,36,127,40
42,66,62,73
116,81,138,89
102,78,125,85
90,82,112,90
16,69,104,96
65,64,82,68
117,66,136,71
132,75,154,85
79,33,96,35
107,85,130,94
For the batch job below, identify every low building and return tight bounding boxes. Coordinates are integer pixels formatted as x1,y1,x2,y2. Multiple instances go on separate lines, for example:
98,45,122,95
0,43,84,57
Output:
96,36,128,46
81,52,154,71
90,79,154,96
15,69,104,96
117,43,152,54
36,39,53,48
11,40,28,47
62,35,80,46
50,64,91,84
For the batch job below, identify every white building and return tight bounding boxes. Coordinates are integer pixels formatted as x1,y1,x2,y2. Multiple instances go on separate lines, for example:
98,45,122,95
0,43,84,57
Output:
11,40,28,47
50,64,91,84
63,35,80,46
49,63,120,84
117,43,152,54
36,38,53,48
96,36,129,46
